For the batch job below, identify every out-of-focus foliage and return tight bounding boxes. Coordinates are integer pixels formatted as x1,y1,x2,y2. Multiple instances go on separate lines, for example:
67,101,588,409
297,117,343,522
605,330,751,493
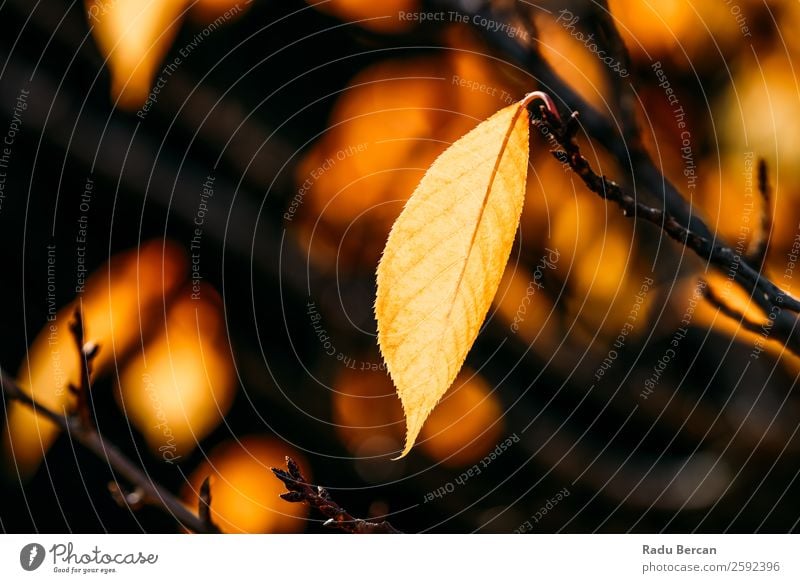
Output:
4,240,236,477
717,54,800,253
332,366,404,457
294,42,519,271
607,0,759,58
305,0,420,33
533,12,609,111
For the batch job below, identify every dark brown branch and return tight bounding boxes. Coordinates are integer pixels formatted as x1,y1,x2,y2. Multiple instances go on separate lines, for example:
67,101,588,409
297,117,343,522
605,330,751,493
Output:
108,483,146,511
433,0,713,240
501,5,800,358
198,476,217,531
584,0,639,146
747,158,772,266
530,107,800,355
67,306,98,429
272,457,401,534
0,312,218,534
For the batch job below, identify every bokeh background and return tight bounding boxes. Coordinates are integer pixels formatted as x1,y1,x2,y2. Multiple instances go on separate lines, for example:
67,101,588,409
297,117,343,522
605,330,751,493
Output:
1,0,799,533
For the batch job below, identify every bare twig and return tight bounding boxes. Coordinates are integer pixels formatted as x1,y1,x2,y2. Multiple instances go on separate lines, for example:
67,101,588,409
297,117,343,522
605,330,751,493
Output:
449,2,800,356
531,107,800,354
67,306,98,429
584,0,639,146
0,313,218,534
747,158,772,266
198,476,217,531
433,0,713,239
108,483,146,511
701,280,767,337
272,457,401,534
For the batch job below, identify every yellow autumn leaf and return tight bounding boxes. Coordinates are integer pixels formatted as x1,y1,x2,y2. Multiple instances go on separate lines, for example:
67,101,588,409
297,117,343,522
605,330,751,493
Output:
376,94,537,458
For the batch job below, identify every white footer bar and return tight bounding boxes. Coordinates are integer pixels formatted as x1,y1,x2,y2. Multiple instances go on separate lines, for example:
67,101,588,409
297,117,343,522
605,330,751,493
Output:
1,534,796,582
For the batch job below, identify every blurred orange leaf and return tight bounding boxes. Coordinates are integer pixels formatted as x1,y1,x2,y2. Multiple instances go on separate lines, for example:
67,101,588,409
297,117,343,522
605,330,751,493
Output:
116,286,235,458
376,96,534,458
87,0,187,109
183,437,309,533
332,366,404,455
4,241,186,475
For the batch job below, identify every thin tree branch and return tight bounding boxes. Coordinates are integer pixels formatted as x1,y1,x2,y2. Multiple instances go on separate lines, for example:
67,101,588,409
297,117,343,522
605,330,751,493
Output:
0,314,218,534
747,158,772,267
67,306,98,429
496,2,800,360
584,0,639,147
701,280,768,337
432,0,713,239
198,476,217,531
509,3,795,361
272,457,401,534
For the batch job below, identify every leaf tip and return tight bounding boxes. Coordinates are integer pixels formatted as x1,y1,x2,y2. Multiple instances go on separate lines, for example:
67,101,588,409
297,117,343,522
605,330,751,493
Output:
392,438,415,461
